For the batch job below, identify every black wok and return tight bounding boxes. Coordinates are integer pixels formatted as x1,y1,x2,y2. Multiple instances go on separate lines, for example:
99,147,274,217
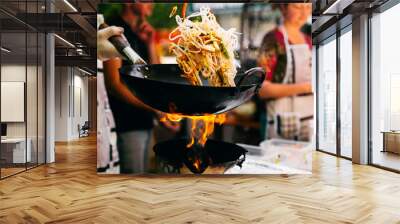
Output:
119,64,265,115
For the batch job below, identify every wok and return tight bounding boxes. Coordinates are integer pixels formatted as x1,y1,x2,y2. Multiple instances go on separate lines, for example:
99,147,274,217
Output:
120,64,265,115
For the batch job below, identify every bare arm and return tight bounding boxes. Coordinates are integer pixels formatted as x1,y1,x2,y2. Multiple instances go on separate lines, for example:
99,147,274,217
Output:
103,58,156,113
148,44,160,64
103,58,181,131
258,80,312,99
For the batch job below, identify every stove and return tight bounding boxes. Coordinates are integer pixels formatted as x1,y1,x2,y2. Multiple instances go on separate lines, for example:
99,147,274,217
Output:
153,139,312,175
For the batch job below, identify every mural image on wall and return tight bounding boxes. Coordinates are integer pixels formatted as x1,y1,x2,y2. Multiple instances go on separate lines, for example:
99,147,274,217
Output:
97,2,314,175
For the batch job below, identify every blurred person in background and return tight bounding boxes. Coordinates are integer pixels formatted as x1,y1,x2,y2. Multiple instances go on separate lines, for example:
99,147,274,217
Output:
257,3,313,141
103,3,179,173
97,15,122,172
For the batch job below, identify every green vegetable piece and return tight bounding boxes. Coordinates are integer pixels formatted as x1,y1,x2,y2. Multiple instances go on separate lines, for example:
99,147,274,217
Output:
190,16,202,22
219,43,229,59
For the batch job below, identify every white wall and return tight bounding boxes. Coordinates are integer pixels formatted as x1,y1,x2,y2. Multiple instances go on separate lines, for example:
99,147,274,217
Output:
55,66,69,141
54,67,89,141
1,65,32,138
72,73,89,137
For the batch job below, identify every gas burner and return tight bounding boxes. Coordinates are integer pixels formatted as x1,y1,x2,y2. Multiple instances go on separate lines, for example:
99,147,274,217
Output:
153,139,247,174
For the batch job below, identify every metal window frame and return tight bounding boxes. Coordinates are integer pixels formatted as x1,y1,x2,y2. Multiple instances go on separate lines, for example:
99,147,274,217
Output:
336,23,341,157
315,19,353,162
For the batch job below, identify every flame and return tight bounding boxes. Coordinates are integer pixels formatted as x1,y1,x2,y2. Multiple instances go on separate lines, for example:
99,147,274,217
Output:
160,113,226,148
193,159,201,171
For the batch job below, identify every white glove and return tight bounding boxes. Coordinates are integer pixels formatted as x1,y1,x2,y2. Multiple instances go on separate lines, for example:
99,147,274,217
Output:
97,26,125,61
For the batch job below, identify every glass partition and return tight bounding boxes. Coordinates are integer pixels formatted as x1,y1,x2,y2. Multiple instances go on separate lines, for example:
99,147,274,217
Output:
0,0,46,179
0,26,28,178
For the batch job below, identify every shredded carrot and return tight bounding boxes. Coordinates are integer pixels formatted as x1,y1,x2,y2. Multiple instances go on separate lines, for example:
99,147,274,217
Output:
182,3,187,18
169,6,178,18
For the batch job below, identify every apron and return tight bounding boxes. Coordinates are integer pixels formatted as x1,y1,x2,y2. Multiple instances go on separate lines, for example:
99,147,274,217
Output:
97,69,118,169
266,27,313,141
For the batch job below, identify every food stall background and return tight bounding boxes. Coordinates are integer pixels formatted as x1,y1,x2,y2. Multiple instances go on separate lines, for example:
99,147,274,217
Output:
97,3,313,174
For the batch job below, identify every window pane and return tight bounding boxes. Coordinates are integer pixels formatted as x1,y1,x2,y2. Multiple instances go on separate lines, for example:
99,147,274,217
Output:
318,37,337,154
371,3,400,171
340,29,352,158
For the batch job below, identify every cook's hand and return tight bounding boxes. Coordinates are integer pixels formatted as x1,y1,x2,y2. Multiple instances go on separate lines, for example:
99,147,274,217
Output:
161,119,181,133
97,26,125,61
135,22,155,44
299,83,312,94
155,111,181,133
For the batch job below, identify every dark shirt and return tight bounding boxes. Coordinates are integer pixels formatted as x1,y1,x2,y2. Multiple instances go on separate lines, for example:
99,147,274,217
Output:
106,16,154,132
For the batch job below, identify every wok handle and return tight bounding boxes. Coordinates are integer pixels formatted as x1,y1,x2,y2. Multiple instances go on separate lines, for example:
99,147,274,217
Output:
99,23,147,64
236,67,266,90
99,23,129,55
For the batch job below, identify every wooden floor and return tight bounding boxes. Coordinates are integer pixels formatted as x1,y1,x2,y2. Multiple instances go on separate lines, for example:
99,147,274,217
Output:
1,136,400,223
372,150,400,171
1,167,26,178
1,163,43,178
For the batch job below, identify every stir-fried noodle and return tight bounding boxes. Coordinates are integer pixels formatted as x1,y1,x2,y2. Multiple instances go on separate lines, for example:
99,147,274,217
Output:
169,7,239,87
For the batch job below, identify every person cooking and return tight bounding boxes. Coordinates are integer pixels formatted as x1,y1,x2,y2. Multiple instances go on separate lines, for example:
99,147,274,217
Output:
258,3,313,141
103,3,179,173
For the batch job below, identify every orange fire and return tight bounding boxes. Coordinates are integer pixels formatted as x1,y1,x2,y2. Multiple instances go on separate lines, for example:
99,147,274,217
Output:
160,113,226,148
193,159,201,171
